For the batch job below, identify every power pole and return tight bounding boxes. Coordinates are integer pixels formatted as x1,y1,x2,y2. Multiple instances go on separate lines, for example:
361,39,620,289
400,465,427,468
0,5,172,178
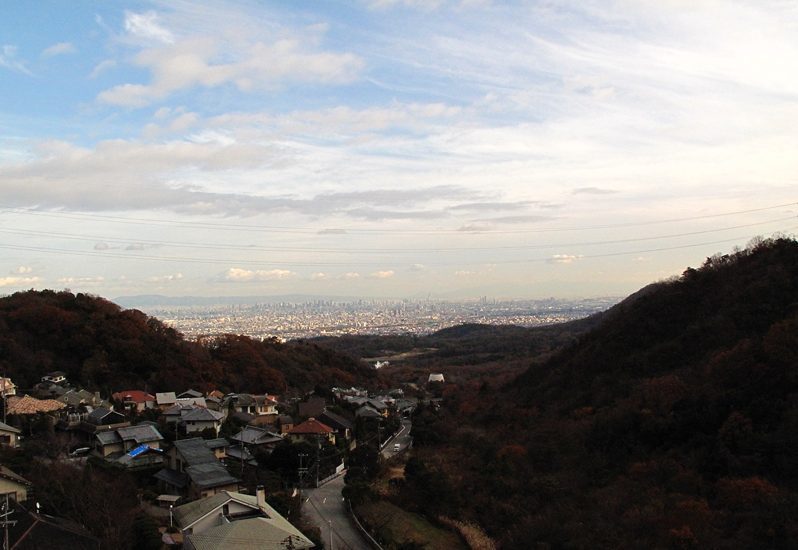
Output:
1,494,17,550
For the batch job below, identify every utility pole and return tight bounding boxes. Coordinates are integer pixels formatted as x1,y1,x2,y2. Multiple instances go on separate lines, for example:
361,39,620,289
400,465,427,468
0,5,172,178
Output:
328,519,333,550
1,494,17,550
298,453,308,496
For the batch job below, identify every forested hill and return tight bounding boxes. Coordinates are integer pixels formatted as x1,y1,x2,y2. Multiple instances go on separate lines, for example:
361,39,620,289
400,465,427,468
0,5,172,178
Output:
405,237,798,548
0,290,374,394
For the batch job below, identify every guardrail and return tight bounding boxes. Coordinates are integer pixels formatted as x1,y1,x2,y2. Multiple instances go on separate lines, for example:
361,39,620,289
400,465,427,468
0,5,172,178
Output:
346,499,384,550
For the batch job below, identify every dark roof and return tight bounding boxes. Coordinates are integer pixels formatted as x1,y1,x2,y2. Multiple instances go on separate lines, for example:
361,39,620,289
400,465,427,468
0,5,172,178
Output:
85,407,125,425
204,438,229,450
355,405,382,419
0,466,31,487
185,462,239,490
8,500,99,550
95,430,122,445
179,389,203,398
297,396,326,418
154,468,189,489
173,437,219,466
0,420,21,435
318,410,353,431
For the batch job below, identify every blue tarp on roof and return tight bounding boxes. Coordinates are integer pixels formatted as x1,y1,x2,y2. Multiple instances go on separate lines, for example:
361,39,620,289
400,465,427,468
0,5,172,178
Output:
128,443,153,457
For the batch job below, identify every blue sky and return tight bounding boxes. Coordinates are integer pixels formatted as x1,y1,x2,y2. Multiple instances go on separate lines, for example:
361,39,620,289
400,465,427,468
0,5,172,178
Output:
1,0,796,299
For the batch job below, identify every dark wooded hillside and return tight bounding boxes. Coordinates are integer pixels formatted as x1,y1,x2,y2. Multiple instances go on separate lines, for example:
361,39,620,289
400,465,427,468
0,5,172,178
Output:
0,290,374,394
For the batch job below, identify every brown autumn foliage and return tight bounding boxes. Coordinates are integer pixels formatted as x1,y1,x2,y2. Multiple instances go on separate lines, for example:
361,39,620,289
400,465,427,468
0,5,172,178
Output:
0,289,375,394
397,237,798,548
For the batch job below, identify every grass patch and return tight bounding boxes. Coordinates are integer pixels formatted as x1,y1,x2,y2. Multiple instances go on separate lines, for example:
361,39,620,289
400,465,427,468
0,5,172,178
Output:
356,500,466,550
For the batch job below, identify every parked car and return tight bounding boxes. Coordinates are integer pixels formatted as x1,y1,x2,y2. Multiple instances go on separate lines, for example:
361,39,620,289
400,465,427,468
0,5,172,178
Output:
393,443,401,452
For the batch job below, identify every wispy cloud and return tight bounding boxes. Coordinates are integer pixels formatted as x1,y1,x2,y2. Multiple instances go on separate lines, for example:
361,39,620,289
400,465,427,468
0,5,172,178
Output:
0,45,32,75
42,42,76,58
0,276,42,288
221,268,295,282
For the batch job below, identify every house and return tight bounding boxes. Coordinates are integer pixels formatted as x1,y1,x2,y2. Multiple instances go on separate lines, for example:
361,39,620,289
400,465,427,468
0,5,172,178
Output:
94,424,164,461
111,390,156,413
156,438,239,500
0,421,22,447
41,371,67,385
230,426,283,454
175,487,314,549
297,396,326,419
156,392,177,410
203,438,230,461
181,407,225,436
224,394,278,416
287,418,335,446
278,414,294,435
0,465,31,503
355,405,382,420
428,373,445,383
366,399,389,417
0,377,17,397
318,410,353,441
6,498,100,550
178,389,203,399
84,407,127,428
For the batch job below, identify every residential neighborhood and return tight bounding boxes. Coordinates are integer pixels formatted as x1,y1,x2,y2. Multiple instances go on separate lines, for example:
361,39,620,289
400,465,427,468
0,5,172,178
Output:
0,369,419,548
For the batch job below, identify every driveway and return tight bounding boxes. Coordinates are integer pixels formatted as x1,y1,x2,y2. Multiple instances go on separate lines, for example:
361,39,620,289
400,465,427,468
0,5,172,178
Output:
301,474,371,550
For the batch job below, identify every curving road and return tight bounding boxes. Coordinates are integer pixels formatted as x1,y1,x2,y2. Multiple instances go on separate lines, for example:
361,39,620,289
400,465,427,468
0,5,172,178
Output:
302,474,371,550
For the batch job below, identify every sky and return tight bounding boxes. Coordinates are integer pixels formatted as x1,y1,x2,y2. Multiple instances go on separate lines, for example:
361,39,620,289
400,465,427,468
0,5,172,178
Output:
0,0,796,300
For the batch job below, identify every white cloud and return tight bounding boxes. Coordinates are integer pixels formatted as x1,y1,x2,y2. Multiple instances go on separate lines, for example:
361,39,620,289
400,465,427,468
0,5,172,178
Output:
549,254,583,264
42,42,76,58
222,268,295,282
57,276,105,285
147,273,183,283
369,270,395,279
340,272,361,280
311,272,328,280
124,11,175,44
0,276,41,288
94,242,110,250
12,266,33,274
99,33,363,107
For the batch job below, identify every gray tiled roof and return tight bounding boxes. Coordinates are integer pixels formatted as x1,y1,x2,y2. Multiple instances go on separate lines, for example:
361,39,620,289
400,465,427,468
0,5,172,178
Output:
95,430,121,445
154,467,189,489
203,438,229,450
181,407,224,423
231,426,283,446
173,437,219,466
185,462,238,490
117,424,163,443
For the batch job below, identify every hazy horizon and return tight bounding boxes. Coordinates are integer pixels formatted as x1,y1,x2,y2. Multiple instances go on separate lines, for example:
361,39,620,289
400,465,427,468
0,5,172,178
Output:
1,1,796,299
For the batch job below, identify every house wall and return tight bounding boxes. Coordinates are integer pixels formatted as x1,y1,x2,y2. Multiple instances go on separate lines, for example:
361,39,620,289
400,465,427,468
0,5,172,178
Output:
0,479,28,502
0,430,18,447
97,441,124,457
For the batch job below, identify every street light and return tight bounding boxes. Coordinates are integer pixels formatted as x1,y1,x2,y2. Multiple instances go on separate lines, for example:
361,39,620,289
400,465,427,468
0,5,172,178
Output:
169,504,173,528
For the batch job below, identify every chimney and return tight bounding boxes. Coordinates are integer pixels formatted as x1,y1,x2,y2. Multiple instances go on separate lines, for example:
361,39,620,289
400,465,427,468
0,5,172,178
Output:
256,485,267,514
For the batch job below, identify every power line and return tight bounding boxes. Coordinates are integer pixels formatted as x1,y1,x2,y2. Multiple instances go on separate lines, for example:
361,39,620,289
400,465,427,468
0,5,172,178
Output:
0,200,794,235
0,227,795,268
0,215,793,254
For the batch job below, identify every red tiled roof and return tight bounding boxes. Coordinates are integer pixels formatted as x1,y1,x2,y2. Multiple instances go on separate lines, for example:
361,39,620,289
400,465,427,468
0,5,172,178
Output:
112,390,155,403
7,395,66,415
288,417,334,435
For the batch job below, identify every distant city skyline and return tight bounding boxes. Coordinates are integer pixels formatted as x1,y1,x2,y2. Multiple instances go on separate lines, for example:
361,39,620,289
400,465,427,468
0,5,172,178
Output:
1,1,796,299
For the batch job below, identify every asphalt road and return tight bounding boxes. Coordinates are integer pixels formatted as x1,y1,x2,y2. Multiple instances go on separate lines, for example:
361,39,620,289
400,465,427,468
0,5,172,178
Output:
381,418,412,459
302,474,371,550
